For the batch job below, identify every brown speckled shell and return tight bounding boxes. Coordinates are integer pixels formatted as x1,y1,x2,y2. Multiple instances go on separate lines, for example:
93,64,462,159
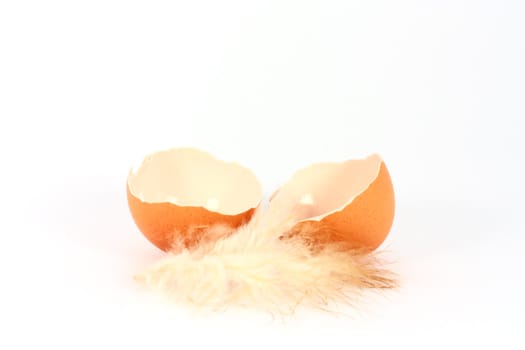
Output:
127,185,257,251
290,161,395,251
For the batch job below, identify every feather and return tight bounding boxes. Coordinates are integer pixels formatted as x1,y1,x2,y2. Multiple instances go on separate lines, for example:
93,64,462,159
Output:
135,196,397,314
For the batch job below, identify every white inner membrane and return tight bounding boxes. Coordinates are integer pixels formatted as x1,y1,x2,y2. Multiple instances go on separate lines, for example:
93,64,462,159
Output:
128,148,263,215
273,154,382,221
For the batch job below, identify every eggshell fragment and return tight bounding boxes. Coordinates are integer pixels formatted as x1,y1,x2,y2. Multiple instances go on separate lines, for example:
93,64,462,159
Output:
127,148,262,251
272,154,395,251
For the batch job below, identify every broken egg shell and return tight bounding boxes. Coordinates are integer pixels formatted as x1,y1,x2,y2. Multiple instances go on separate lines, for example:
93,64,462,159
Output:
126,148,262,251
273,154,395,251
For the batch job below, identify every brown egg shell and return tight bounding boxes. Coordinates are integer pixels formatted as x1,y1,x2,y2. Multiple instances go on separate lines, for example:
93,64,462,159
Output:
274,154,395,251
127,148,262,251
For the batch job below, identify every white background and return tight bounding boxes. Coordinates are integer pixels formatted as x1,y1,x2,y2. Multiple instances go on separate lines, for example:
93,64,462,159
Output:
1,0,524,348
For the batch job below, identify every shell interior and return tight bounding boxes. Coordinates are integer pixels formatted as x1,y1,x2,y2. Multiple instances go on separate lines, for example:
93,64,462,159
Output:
271,154,382,221
127,148,262,215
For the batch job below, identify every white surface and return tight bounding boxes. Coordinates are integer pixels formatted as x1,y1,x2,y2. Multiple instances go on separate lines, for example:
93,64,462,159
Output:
1,0,524,348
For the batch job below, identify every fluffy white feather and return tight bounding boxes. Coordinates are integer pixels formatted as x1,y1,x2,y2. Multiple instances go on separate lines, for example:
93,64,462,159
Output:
136,200,396,314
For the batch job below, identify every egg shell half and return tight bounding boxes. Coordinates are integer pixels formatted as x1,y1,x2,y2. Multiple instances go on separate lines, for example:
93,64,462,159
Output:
275,154,395,251
127,148,262,251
